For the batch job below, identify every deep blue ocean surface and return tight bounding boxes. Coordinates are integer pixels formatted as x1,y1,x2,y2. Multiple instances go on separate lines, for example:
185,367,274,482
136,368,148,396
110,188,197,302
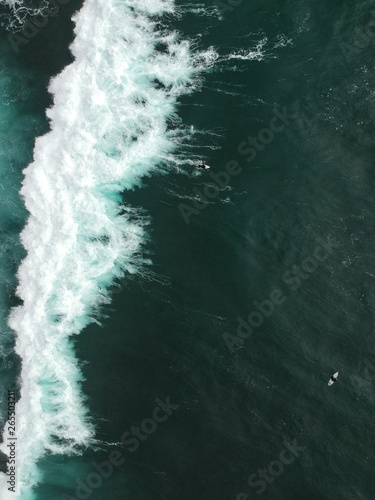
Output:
0,1,374,499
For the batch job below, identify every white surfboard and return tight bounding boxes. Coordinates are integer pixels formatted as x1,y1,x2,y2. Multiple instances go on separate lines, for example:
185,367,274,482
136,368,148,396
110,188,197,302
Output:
328,372,339,386
204,165,211,171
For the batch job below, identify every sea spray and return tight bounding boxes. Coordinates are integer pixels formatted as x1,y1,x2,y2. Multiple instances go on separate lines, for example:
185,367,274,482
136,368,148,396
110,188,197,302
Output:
0,0,216,496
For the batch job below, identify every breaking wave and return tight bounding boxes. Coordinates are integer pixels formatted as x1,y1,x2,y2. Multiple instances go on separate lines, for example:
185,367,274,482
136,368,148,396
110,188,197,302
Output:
0,0,215,496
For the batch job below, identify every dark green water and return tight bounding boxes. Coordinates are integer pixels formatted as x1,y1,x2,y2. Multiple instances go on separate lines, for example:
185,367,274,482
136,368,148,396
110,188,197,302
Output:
2,0,375,499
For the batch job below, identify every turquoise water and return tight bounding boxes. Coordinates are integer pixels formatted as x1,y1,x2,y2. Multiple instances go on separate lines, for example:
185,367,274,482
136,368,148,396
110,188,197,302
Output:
1,1,375,499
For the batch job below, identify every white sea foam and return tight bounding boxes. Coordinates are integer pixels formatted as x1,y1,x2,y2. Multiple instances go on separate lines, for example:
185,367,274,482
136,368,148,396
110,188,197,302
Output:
227,38,269,61
224,34,292,64
273,33,293,49
0,0,50,31
177,3,221,18
0,0,214,496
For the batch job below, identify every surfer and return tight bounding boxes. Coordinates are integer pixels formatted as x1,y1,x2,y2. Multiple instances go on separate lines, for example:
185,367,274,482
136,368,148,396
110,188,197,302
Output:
328,372,339,386
197,160,211,171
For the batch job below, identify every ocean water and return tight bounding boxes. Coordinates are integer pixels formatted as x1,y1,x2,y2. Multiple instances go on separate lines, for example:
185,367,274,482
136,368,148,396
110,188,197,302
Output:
0,0,374,499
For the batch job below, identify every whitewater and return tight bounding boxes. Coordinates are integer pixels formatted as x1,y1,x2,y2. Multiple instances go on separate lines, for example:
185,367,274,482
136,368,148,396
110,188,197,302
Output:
0,0,215,497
